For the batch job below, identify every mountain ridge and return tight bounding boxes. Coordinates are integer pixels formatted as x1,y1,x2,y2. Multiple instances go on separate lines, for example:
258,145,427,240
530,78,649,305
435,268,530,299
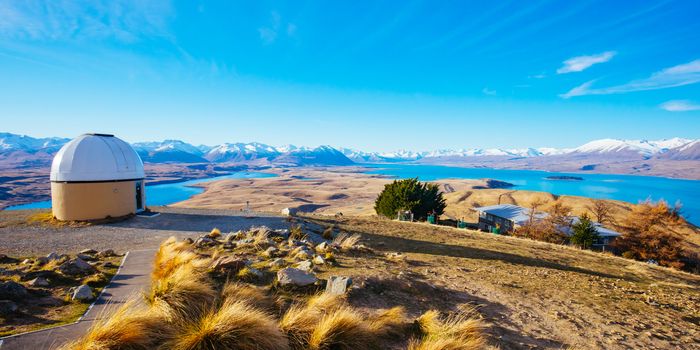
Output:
1,132,698,169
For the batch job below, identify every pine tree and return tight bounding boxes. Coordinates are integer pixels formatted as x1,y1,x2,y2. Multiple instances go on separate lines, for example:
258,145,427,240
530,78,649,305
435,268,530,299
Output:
374,178,446,220
570,214,599,249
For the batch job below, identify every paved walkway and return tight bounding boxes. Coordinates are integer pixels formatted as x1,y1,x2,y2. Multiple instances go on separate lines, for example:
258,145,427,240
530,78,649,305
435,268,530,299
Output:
0,249,156,350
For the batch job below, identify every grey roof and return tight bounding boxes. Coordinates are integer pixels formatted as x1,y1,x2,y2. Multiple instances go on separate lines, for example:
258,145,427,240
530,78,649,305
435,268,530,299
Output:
475,205,623,237
474,204,546,226
565,216,622,237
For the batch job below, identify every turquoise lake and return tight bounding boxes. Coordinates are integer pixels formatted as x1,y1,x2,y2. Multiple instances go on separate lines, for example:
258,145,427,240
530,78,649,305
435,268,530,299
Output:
5,171,277,210
364,164,700,225
6,165,700,226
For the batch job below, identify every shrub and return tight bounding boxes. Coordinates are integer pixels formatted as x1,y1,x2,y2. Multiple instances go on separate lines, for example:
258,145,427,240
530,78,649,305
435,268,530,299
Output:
59,299,173,350
208,228,222,238
569,214,599,249
167,300,288,350
374,178,446,221
408,310,485,350
280,294,406,350
147,263,218,320
221,282,276,312
613,200,686,269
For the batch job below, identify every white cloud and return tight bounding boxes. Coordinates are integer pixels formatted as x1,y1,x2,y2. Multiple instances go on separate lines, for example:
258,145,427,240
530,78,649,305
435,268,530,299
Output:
561,59,700,98
660,100,700,112
482,87,497,96
258,11,296,45
0,0,175,43
557,51,616,74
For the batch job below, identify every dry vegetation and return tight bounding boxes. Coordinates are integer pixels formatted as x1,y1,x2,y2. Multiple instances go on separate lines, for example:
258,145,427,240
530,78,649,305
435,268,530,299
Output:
62,226,486,350
0,250,122,336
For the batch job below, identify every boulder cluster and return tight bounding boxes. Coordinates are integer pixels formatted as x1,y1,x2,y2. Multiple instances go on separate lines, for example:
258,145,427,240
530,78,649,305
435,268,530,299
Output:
0,248,121,317
190,222,362,294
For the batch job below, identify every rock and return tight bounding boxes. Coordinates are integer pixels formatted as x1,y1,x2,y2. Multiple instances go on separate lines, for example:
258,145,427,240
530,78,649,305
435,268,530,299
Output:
183,237,194,244
0,281,29,300
296,260,314,272
211,257,247,273
296,251,311,261
325,276,352,295
223,242,235,250
386,252,405,261
277,268,317,287
97,249,117,258
0,300,18,315
195,237,214,248
72,285,94,301
313,255,326,265
315,242,330,253
77,253,96,261
263,246,279,258
80,249,98,255
281,207,298,216
36,257,49,265
247,268,264,279
304,232,326,246
58,258,95,276
269,258,286,268
47,252,61,261
22,259,33,265
29,277,50,287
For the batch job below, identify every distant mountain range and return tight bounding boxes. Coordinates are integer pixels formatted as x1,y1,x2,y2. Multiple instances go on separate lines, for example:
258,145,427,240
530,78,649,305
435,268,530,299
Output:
1,132,699,178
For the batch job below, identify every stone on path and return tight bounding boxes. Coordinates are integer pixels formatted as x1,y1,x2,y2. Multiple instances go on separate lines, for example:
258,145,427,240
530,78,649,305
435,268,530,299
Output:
72,285,94,301
58,258,95,276
0,300,18,315
29,277,50,287
325,276,352,295
0,281,28,300
277,267,317,287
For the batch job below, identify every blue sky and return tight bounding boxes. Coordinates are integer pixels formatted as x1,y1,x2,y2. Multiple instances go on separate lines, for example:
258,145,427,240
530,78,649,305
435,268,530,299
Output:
0,0,699,151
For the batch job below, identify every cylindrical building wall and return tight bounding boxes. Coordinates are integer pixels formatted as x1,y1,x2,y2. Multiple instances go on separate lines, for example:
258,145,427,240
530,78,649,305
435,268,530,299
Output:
51,181,140,221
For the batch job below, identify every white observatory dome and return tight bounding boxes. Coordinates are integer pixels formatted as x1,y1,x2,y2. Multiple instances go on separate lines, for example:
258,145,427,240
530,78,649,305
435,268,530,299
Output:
50,133,145,182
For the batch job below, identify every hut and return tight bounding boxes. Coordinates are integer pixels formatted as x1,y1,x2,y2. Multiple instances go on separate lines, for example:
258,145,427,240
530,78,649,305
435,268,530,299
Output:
50,133,146,221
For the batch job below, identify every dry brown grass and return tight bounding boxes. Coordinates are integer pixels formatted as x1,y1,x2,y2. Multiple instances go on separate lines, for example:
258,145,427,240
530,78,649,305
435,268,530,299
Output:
166,300,288,350
147,262,218,320
221,281,276,312
59,299,173,350
281,293,407,350
332,233,361,250
407,310,485,350
208,228,222,238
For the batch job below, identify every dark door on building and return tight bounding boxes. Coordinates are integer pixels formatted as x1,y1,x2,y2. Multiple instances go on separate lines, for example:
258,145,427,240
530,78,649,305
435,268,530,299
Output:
135,181,143,211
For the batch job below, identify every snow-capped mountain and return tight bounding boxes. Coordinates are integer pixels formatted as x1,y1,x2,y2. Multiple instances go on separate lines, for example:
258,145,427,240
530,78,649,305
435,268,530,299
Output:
275,145,354,166
0,133,69,153
571,138,693,156
204,142,281,162
133,140,206,156
1,132,698,169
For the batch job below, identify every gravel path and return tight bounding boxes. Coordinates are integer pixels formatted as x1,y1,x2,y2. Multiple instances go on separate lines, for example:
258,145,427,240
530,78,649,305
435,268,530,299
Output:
0,207,288,256
0,249,155,350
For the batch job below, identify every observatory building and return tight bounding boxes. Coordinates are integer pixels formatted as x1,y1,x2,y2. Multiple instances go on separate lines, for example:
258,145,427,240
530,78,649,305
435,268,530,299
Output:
50,133,146,221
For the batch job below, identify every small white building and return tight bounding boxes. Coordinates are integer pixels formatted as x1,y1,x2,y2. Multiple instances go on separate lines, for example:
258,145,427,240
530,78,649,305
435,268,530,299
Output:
50,133,146,221
474,204,622,249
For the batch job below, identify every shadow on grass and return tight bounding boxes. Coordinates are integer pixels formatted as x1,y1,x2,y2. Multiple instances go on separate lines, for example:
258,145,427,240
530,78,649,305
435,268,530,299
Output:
313,217,623,280
348,275,568,349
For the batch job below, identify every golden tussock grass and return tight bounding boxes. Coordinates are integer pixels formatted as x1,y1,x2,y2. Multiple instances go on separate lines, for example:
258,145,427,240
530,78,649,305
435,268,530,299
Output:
166,300,289,350
147,262,218,320
152,237,203,281
208,228,222,238
221,281,276,312
281,293,407,350
59,299,172,350
331,233,361,250
408,310,485,350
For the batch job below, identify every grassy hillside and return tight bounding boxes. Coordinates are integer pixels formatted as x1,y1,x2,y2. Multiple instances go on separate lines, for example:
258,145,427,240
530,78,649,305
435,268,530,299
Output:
304,215,700,349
